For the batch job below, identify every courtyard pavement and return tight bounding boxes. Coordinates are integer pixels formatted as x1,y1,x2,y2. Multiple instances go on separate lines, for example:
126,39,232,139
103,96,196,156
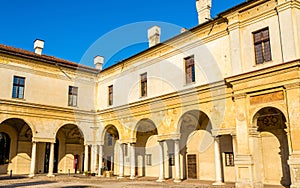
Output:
0,174,237,188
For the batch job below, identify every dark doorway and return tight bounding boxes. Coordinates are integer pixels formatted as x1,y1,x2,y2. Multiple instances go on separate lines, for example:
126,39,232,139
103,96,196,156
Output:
44,140,59,173
187,154,197,179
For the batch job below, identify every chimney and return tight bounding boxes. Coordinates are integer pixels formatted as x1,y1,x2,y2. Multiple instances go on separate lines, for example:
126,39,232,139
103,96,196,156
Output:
148,26,161,48
34,39,44,55
196,0,212,25
94,56,104,71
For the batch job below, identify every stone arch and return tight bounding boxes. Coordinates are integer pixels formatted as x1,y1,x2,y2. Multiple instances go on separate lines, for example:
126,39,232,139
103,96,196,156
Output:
177,110,214,180
134,118,158,177
252,107,291,187
55,123,85,174
101,124,120,144
54,122,85,141
0,117,35,138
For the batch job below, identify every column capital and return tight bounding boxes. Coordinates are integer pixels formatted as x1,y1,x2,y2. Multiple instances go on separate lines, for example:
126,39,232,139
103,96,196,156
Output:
157,133,181,141
285,82,300,90
119,138,136,144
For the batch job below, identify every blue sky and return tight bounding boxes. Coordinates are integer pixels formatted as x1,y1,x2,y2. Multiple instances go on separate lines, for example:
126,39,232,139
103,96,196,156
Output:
0,0,244,68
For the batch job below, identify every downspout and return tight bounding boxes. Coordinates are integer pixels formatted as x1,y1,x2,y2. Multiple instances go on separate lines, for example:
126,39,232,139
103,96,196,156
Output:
275,7,285,63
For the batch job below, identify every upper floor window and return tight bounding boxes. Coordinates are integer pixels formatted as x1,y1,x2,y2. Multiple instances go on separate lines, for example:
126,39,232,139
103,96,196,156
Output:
185,56,195,84
108,85,113,106
12,76,25,99
140,73,147,97
253,27,272,64
68,86,78,107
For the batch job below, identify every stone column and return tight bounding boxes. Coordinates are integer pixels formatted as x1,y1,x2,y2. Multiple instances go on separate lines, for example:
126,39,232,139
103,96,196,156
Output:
213,136,224,185
118,143,124,179
97,145,103,176
130,143,136,179
174,139,181,183
157,141,165,182
47,142,55,177
29,142,37,177
84,145,89,173
91,145,98,173
285,83,300,187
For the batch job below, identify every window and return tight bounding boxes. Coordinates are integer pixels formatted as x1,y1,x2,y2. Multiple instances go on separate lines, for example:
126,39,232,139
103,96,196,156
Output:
0,133,10,165
146,154,152,166
185,56,195,84
225,152,234,166
169,153,175,166
140,73,147,97
12,76,25,99
108,85,113,106
68,86,78,107
107,133,113,146
253,28,272,64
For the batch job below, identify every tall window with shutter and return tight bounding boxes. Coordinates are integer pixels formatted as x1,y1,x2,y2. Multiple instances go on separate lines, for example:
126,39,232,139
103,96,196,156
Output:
108,85,113,106
185,56,195,84
141,73,147,97
68,86,78,107
12,76,25,99
253,28,272,64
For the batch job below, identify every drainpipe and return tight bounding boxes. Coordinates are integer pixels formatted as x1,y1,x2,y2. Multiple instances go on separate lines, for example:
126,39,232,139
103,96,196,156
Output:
275,7,285,63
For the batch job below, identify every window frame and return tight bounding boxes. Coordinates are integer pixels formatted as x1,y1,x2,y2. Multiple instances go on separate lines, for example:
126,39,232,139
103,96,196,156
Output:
68,86,78,107
145,154,152,166
12,76,25,99
140,73,147,97
169,153,175,166
253,27,272,64
224,152,234,166
184,55,195,84
108,85,113,106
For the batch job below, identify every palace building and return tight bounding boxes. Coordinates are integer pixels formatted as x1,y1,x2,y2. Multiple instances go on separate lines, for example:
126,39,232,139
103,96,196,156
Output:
1,0,300,187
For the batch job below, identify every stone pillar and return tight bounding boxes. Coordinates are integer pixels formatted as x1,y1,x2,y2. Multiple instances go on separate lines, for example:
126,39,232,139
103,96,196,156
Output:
29,142,37,177
47,142,55,177
157,141,165,182
91,145,98,173
234,93,254,188
174,139,181,183
213,136,224,185
84,145,89,173
118,143,124,179
286,83,300,187
97,145,103,176
130,143,136,179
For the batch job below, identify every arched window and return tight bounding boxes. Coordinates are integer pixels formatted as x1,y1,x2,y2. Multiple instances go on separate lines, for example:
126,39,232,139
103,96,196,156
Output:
0,133,10,165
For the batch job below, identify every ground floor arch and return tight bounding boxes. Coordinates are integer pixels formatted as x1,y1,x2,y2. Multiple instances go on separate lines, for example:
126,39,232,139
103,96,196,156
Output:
252,107,291,187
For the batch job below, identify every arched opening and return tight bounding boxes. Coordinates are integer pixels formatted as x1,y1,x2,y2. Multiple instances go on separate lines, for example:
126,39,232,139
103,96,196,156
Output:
0,118,32,174
103,125,119,175
178,110,214,181
56,124,84,174
253,107,291,187
135,119,158,177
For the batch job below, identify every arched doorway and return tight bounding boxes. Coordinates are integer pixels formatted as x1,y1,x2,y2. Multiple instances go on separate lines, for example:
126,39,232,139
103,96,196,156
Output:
56,124,84,174
0,118,33,174
135,119,158,177
253,107,291,187
178,110,215,180
103,125,119,175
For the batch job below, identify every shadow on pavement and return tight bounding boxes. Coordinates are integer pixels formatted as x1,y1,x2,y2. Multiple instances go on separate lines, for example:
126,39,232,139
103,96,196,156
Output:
0,180,55,187
0,175,27,181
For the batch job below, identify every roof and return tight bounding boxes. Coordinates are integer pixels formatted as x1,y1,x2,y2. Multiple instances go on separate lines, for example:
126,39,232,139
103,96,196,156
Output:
0,44,99,74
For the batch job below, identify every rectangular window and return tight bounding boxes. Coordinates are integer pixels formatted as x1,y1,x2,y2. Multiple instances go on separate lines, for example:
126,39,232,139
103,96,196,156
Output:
225,152,234,166
253,27,272,64
68,86,78,107
12,76,25,99
108,133,113,146
108,85,113,106
141,73,147,97
185,56,195,84
146,154,152,166
169,153,175,166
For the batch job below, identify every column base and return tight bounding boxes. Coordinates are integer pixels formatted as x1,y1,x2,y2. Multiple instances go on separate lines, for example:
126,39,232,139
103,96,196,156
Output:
28,174,35,178
96,174,104,177
130,176,136,180
47,174,55,177
174,178,181,183
117,176,124,179
212,181,225,186
156,178,165,182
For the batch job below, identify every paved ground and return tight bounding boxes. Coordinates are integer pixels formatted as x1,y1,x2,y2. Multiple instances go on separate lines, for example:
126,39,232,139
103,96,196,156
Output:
0,174,236,188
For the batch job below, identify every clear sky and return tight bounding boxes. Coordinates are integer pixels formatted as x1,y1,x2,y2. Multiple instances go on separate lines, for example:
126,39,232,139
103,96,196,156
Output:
0,0,245,68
